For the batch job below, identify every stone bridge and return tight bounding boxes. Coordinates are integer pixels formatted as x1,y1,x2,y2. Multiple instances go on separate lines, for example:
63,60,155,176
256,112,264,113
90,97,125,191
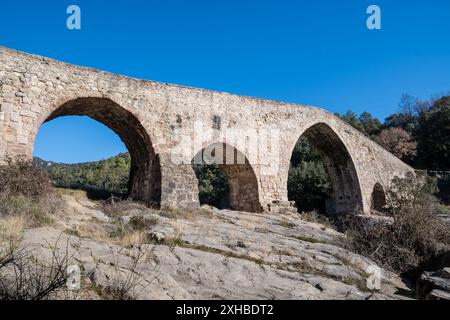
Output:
0,47,414,214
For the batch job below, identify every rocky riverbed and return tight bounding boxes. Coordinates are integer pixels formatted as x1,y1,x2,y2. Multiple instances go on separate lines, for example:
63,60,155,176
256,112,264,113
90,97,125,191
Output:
12,190,413,300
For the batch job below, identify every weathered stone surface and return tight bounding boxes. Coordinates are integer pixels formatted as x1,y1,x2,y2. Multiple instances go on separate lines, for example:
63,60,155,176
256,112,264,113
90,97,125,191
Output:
417,269,450,299
426,289,450,300
13,192,410,300
0,46,413,215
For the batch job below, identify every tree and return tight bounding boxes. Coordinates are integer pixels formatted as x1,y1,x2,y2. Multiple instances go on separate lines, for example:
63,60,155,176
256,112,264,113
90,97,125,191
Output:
288,137,333,213
337,111,382,137
338,111,365,133
384,113,416,133
359,112,382,137
415,96,450,170
289,137,323,168
415,99,431,115
39,153,132,196
376,127,417,162
192,164,229,208
383,94,421,133
288,161,332,213
398,93,418,118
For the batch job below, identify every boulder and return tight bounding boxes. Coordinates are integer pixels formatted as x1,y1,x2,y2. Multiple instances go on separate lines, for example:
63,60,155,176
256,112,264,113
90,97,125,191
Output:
427,289,450,300
417,268,450,299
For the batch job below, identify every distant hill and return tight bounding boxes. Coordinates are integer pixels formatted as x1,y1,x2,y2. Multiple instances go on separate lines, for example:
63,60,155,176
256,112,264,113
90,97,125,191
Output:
34,153,131,196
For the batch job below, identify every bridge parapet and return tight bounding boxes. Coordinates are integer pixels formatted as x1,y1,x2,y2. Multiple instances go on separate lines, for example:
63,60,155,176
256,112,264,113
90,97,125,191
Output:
0,47,414,214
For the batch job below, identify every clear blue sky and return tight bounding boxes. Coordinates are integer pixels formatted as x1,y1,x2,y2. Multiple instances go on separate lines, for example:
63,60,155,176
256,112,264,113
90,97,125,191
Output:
1,0,449,163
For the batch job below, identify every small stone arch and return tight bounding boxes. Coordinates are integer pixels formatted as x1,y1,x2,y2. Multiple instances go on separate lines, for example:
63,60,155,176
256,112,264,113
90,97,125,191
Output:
288,122,364,214
192,142,262,212
371,183,387,212
36,97,161,206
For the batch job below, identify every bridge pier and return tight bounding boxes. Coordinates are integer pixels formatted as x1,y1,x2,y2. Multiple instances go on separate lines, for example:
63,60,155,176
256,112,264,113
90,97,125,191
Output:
159,158,200,210
0,47,415,216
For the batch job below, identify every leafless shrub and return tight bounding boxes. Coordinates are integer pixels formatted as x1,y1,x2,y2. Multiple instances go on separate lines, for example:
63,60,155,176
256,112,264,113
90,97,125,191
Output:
375,127,417,161
92,246,155,300
0,156,63,227
344,172,450,273
0,156,53,199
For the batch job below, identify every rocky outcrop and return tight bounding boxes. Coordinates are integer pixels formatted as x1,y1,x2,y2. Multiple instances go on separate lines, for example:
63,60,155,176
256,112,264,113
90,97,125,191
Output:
417,268,450,300
9,192,412,300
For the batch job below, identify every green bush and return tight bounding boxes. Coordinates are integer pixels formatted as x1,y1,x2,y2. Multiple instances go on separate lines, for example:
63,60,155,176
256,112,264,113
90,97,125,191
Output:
288,137,332,213
36,153,131,196
192,163,229,208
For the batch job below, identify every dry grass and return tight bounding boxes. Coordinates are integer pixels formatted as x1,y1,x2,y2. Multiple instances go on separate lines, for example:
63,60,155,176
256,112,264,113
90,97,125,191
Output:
0,215,25,243
299,211,335,229
160,207,214,220
100,198,214,248
101,198,151,219
344,173,450,273
0,194,61,227
118,230,147,248
64,224,111,243
0,157,63,244
109,216,158,245
56,188,89,201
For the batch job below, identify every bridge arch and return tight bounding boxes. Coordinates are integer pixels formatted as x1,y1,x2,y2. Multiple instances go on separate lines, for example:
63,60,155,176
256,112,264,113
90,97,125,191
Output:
288,122,364,214
371,183,387,212
34,97,161,205
192,142,262,212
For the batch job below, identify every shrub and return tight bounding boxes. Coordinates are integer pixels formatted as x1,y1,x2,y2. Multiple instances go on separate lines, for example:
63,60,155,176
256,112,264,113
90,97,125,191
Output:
375,127,417,162
192,163,229,209
101,198,159,246
0,157,63,228
0,156,53,199
0,193,61,227
109,216,156,243
101,197,149,219
299,211,334,229
0,242,71,300
344,172,450,273
288,137,333,213
437,174,450,205
37,153,131,197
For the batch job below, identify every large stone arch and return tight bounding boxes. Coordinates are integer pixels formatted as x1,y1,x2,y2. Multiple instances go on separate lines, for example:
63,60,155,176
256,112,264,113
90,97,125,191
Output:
192,142,262,213
288,122,364,214
0,47,416,214
35,97,161,205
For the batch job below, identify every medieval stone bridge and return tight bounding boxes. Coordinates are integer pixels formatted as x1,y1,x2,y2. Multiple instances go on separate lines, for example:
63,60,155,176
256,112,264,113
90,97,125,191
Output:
0,47,413,214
